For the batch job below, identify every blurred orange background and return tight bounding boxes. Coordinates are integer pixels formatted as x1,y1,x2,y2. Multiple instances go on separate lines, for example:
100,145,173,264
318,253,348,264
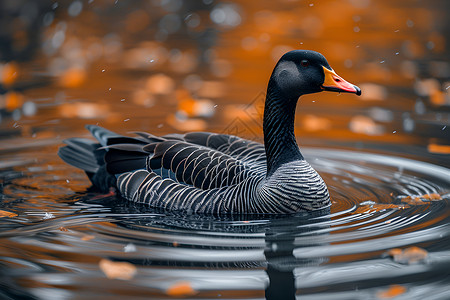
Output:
0,0,449,160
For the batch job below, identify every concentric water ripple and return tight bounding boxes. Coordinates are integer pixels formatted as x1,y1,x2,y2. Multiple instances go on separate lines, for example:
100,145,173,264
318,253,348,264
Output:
0,147,449,299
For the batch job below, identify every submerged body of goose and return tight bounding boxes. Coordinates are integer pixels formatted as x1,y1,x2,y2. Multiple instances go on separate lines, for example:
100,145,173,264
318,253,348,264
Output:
59,50,361,215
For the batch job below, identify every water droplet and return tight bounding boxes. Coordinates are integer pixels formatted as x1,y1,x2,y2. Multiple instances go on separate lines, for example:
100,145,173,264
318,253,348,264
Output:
394,29,399,33
309,3,314,7
102,69,105,72
23,101,37,116
68,1,83,17
13,110,21,121
124,118,130,122
157,123,164,128
184,13,200,28
121,98,125,102
109,88,112,91
395,52,399,55
66,179,70,183
271,243,278,252
43,12,54,26
406,19,414,27
380,60,385,64
210,4,241,28
123,243,136,253
415,99,426,115
442,126,447,131
353,26,360,33
159,14,181,34
43,212,54,220
344,59,353,68
393,130,397,134
403,117,415,133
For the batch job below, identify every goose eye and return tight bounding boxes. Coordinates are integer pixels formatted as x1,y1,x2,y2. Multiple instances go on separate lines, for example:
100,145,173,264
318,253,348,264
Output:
300,60,310,67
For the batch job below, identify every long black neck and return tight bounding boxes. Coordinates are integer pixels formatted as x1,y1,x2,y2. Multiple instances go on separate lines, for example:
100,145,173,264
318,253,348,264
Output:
263,78,304,176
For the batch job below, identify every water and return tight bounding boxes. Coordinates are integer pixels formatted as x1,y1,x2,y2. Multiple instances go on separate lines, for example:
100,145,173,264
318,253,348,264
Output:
1,144,449,299
1,0,449,299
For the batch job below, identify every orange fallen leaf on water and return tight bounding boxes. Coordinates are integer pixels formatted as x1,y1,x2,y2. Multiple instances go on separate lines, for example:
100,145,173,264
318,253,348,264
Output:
59,227,69,232
59,68,86,88
4,92,24,111
427,143,450,154
349,115,384,136
99,258,137,280
81,234,95,241
376,284,407,299
422,193,442,200
0,62,19,86
166,281,197,297
387,246,428,264
401,193,442,205
0,210,18,218
145,73,175,95
301,114,332,132
166,114,207,132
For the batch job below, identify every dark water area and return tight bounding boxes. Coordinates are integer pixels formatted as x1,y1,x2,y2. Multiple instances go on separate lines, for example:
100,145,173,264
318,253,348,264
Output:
0,0,449,299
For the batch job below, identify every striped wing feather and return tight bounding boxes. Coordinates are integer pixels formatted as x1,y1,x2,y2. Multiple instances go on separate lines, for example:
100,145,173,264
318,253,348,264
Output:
144,134,267,190
98,128,267,191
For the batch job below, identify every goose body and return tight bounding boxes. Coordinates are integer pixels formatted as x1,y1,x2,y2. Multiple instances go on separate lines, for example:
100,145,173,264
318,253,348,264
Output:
59,50,361,215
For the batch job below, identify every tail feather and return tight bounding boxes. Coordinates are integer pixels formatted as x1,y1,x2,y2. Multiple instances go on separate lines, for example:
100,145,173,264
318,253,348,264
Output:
104,146,148,174
59,125,150,191
86,125,119,147
58,138,100,174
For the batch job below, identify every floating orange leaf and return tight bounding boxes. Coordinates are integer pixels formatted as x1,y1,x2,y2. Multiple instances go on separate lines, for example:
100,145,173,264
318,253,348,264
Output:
81,234,95,241
4,92,24,111
302,114,332,132
401,193,442,205
166,114,207,132
59,68,86,88
349,115,384,136
59,227,69,232
99,258,137,280
0,62,19,86
387,246,428,264
145,73,175,95
0,210,18,218
166,281,197,297
376,284,407,299
427,143,450,154
422,193,442,200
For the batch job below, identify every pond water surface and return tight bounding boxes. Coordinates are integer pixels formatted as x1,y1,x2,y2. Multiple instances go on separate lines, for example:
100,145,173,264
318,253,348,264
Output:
0,0,449,299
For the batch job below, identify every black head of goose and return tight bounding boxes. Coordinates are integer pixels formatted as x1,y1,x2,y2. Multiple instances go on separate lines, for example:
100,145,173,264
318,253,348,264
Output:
59,50,361,215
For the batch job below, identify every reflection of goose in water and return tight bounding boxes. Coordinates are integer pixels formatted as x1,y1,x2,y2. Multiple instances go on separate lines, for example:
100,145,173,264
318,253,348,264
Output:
59,50,361,214
94,202,331,298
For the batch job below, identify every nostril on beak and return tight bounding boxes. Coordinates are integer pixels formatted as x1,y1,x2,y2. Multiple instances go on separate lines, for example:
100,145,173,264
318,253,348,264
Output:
332,75,341,83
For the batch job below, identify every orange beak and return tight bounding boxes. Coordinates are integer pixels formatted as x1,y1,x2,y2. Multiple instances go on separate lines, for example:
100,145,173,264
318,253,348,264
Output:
321,66,361,95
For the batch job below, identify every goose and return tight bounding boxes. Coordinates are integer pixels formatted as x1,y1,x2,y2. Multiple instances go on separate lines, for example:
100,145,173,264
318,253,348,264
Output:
59,50,361,215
